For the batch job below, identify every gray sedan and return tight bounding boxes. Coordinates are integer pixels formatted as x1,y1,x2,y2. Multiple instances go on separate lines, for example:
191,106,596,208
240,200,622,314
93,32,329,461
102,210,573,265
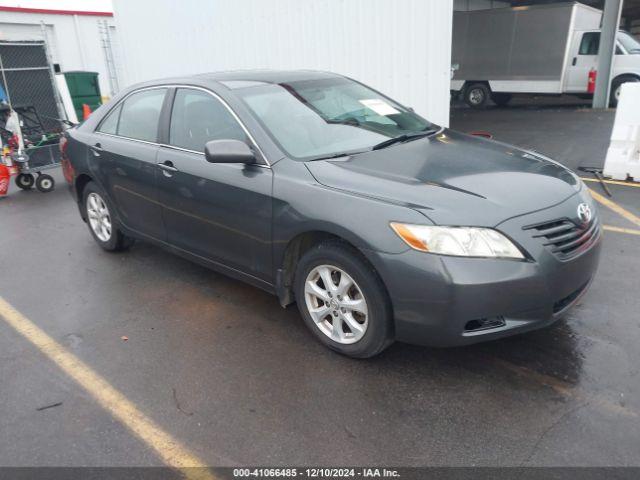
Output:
62,70,601,358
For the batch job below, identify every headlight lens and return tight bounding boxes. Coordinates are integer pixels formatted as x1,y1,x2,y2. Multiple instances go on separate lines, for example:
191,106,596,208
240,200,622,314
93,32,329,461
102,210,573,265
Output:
390,223,524,259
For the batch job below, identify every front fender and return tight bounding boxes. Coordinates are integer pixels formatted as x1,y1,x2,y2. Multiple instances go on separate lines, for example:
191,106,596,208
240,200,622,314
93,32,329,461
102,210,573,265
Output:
271,158,430,273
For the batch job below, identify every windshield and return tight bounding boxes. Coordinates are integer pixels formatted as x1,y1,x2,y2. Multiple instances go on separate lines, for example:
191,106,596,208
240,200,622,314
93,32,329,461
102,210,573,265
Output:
619,32,640,54
235,77,435,160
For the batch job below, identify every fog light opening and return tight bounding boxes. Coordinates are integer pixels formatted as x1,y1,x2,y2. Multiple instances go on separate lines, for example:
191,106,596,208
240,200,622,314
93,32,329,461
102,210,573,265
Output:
464,316,506,332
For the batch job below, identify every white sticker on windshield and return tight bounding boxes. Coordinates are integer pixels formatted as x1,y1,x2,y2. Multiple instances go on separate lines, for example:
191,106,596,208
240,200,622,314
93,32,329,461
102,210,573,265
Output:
359,99,400,116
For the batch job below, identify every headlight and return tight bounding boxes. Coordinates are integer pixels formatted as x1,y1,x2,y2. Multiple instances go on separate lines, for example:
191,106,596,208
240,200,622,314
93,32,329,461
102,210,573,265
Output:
390,223,524,259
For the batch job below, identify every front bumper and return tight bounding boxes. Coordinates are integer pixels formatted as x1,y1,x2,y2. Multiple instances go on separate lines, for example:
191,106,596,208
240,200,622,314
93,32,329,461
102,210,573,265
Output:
368,193,602,347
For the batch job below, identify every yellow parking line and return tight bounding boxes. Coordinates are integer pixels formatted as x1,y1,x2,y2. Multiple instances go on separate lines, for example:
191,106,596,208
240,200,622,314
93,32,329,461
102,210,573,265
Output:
581,177,640,188
0,296,216,480
589,188,640,228
603,225,640,236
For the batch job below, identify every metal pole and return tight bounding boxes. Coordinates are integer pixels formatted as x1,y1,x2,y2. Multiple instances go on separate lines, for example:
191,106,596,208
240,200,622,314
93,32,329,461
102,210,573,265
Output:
41,22,68,122
592,0,624,108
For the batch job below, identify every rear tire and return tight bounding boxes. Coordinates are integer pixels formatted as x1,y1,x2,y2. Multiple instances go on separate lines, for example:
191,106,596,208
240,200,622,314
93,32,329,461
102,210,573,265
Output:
294,241,393,358
82,181,134,252
491,92,512,107
610,75,640,108
464,83,490,109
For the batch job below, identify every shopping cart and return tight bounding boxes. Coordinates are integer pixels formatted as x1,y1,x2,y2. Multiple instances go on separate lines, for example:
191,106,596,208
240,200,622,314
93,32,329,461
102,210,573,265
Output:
1,105,67,193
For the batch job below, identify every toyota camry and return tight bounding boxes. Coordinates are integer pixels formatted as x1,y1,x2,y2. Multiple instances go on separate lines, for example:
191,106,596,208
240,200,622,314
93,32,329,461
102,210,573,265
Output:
61,71,601,358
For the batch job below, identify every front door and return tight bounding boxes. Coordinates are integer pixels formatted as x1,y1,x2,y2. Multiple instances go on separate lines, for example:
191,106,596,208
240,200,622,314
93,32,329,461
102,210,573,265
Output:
91,88,168,240
565,31,599,93
156,87,273,281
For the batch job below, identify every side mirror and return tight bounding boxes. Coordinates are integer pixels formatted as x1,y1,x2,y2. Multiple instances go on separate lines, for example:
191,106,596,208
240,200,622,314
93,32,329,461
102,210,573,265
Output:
204,139,256,164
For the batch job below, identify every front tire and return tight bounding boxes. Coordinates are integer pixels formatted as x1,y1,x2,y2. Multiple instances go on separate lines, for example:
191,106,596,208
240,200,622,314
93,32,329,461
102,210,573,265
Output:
610,75,640,108
294,242,393,358
82,182,134,252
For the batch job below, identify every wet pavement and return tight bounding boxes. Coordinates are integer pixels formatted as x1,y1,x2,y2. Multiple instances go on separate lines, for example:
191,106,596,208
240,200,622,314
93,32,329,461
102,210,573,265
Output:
1,104,640,467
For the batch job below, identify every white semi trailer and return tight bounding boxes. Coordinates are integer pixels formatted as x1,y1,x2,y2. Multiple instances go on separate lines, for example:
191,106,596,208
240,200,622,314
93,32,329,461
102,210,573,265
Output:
451,2,640,108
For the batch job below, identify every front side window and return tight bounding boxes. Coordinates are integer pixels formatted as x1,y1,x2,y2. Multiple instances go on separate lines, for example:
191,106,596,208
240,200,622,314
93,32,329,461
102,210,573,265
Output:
169,88,246,152
236,77,434,160
117,88,166,142
579,32,638,56
579,32,600,55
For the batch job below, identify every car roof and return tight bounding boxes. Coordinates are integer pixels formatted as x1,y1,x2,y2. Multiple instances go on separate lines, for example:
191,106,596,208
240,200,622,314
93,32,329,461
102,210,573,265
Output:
127,70,345,92
196,70,343,84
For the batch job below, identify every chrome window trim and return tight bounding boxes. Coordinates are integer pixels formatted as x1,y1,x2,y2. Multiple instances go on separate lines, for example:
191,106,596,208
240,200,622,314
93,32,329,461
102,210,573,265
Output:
94,84,271,167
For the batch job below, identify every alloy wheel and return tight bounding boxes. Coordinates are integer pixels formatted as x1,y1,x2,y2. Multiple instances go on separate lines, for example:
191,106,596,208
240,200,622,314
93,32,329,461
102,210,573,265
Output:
304,264,368,344
87,192,112,242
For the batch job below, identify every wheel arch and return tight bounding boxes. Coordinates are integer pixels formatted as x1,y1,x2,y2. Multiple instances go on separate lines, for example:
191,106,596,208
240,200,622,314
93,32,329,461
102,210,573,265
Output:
74,173,95,221
613,73,640,83
75,173,93,203
463,80,491,92
275,229,388,308
611,73,640,91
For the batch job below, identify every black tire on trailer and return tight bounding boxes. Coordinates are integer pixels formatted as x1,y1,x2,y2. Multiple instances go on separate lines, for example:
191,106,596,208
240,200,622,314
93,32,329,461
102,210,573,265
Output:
294,241,394,358
491,92,512,107
464,82,490,109
15,173,35,190
35,174,55,193
610,75,640,108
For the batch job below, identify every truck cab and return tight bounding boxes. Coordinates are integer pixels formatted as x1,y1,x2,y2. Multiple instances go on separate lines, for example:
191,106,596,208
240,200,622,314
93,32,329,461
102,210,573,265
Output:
565,30,640,103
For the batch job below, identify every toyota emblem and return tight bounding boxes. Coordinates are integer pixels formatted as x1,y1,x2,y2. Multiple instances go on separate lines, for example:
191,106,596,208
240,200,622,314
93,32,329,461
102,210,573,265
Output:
577,203,593,224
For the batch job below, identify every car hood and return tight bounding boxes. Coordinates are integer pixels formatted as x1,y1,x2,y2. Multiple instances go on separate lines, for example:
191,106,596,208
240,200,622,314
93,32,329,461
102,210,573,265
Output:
304,129,581,227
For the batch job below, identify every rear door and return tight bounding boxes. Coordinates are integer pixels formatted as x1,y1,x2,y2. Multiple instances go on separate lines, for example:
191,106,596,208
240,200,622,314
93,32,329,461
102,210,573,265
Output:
156,87,273,281
92,87,168,240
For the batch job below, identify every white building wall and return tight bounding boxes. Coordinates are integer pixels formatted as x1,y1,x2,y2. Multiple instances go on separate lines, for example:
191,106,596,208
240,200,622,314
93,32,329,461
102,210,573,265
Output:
113,0,453,126
0,11,117,97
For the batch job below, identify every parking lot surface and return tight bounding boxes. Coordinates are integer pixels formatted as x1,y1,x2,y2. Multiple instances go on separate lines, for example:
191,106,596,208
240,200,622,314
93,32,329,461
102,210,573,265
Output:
1,104,640,468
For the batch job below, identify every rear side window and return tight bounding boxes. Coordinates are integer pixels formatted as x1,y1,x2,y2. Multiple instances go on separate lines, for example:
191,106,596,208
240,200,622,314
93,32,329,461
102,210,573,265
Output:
579,32,599,55
117,88,166,142
169,88,246,152
97,103,121,135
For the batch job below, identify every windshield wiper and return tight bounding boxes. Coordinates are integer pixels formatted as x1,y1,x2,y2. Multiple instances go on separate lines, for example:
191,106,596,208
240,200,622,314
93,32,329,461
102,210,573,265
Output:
372,130,438,151
310,150,370,161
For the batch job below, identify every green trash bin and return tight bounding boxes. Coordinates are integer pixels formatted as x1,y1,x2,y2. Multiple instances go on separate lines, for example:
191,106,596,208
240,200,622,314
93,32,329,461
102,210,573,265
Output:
63,71,102,120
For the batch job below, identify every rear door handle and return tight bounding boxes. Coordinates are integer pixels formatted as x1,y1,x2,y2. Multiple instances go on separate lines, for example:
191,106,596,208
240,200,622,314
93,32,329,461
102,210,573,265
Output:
91,143,103,157
572,57,577,66
157,160,179,176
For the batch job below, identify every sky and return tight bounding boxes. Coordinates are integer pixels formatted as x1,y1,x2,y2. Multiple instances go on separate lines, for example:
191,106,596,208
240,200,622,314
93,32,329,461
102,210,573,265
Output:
0,0,113,12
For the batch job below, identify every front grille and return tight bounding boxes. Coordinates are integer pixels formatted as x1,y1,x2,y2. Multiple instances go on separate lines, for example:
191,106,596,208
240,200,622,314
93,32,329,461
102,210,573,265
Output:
524,216,600,260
